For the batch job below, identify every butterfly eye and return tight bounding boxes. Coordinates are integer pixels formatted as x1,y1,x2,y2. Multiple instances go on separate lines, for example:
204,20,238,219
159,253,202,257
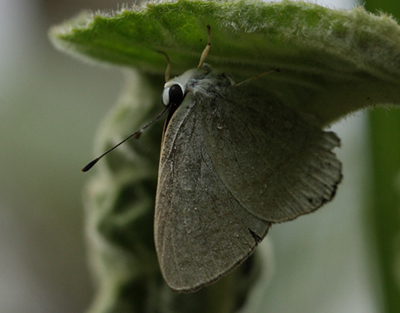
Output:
168,84,184,105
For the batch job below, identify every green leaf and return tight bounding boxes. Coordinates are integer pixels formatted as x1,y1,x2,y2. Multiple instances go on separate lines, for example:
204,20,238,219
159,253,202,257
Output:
50,0,400,125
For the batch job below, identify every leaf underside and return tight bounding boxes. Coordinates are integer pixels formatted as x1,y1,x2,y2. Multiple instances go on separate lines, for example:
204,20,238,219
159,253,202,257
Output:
50,0,400,125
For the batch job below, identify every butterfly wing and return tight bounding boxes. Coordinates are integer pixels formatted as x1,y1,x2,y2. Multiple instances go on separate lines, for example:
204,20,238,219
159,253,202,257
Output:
155,93,271,292
200,88,342,222
155,78,342,292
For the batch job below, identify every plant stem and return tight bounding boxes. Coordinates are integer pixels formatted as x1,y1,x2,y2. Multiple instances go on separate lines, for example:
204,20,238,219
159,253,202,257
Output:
365,3,400,310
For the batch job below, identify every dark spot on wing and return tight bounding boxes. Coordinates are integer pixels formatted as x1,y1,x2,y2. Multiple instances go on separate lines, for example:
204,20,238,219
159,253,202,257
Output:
248,228,262,244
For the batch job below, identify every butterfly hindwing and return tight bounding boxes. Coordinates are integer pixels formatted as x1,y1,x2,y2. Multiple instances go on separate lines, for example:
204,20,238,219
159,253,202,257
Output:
200,87,342,222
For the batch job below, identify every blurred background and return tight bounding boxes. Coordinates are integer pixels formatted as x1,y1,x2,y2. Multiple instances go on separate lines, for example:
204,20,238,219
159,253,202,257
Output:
0,0,394,312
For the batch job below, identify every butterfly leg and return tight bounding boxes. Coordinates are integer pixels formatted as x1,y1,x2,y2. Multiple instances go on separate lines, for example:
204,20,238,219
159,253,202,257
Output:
198,25,211,69
157,50,172,82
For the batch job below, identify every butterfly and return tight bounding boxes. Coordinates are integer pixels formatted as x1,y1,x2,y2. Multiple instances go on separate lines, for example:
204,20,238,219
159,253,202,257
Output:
154,26,342,292
83,25,342,293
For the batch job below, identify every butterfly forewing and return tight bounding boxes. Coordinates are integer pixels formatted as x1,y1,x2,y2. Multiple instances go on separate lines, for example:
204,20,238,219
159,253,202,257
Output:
155,92,271,292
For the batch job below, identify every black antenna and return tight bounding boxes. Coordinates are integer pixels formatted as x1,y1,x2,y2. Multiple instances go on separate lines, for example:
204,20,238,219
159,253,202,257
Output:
83,49,175,173
81,106,169,172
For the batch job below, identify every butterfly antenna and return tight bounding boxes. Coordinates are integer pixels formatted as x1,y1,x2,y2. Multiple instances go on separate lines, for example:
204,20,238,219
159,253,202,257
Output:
198,25,211,69
234,68,281,88
81,106,169,172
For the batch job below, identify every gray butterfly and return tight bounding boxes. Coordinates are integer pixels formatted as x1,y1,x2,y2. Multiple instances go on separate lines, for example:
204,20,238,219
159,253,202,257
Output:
155,29,342,293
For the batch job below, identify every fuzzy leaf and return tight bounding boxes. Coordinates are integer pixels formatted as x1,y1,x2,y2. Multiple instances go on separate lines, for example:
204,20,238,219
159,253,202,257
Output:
50,0,400,125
